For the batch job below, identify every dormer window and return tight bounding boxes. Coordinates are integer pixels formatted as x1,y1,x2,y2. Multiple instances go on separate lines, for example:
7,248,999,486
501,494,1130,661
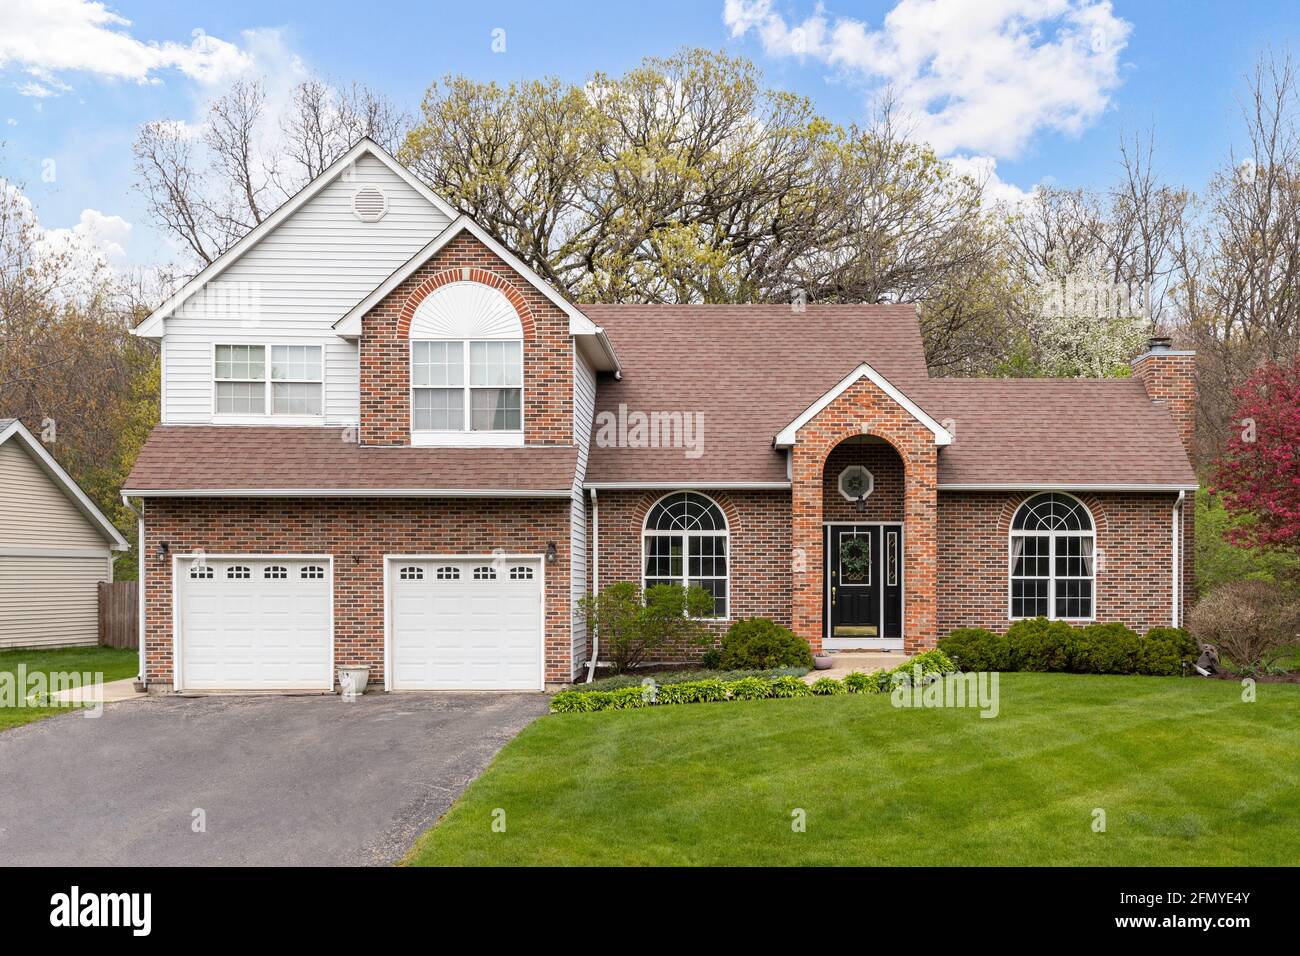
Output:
214,344,322,419
409,281,524,446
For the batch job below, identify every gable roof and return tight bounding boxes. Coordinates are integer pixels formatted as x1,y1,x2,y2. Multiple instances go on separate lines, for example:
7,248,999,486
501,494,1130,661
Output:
773,360,954,447
582,304,932,485
579,306,1198,490
332,215,620,372
132,138,458,338
122,426,578,496
0,419,129,549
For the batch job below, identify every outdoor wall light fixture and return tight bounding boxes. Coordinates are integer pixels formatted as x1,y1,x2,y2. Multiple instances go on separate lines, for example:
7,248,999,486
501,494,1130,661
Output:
155,541,170,562
855,494,868,514
546,542,558,564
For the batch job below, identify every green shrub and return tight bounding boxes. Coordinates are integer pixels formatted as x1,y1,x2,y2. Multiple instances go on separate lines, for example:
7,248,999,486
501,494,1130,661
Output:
938,628,1010,671
811,677,846,695
578,581,715,673
657,679,728,705
716,618,814,670
700,647,722,669
1136,626,1196,676
726,676,773,700
582,666,807,692
770,675,813,698
550,690,610,713
1007,618,1076,671
1072,623,1140,674
841,671,877,694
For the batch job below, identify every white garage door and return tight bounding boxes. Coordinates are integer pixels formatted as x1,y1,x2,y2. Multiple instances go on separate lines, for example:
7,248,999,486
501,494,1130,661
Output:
390,558,543,690
179,557,332,691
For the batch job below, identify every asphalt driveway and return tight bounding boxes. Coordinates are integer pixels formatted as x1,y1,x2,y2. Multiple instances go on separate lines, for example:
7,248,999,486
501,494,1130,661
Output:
0,692,548,866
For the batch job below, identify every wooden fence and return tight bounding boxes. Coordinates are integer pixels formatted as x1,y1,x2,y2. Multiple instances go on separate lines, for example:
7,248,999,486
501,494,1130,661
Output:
98,581,138,649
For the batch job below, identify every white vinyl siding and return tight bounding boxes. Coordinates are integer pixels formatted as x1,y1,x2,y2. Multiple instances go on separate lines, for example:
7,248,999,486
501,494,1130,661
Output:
570,347,597,678
0,555,108,649
161,154,451,425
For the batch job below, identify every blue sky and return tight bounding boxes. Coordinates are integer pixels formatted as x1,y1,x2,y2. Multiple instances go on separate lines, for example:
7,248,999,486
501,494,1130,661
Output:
1,0,1295,268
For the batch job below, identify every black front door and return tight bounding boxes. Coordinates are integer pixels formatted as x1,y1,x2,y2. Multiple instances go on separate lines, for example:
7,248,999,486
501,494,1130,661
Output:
825,524,903,642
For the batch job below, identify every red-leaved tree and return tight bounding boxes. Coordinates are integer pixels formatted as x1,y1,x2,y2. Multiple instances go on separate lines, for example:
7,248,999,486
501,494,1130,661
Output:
1212,357,1300,554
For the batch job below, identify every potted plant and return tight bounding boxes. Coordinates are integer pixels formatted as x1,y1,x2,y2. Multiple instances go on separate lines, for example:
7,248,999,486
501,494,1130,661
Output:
813,651,834,670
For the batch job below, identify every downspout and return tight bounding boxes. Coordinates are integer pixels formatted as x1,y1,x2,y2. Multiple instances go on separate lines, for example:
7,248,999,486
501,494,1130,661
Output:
1171,490,1184,627
586,487,600,683
120,494,147,687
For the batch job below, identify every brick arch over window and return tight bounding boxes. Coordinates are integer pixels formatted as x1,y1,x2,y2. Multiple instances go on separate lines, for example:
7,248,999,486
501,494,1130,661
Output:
396,268,536,341
996,492,1109,537
631,491,742,533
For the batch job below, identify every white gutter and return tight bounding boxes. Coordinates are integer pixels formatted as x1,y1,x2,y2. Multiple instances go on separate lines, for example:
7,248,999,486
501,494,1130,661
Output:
939,483,1200,492
120,494,146,688
582,481,791,491
1171,490,1185,627
585,487,600,683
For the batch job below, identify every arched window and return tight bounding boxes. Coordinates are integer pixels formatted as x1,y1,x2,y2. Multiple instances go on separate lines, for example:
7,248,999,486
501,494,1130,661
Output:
410,281,523,439
1009,493,1096,620
643,492,728,617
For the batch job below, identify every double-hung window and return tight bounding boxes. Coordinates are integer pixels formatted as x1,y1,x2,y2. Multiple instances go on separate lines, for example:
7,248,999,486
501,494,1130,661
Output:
215,344,323,417
412,340,522,433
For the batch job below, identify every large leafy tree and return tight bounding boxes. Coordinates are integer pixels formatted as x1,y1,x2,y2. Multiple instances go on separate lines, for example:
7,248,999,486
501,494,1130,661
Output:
400,49,1018,373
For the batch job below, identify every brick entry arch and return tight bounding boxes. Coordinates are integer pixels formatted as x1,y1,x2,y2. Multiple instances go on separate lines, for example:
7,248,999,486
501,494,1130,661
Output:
790,375,940,654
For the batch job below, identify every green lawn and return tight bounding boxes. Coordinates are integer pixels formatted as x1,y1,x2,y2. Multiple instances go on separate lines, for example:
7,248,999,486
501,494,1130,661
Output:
0,646,139,731
405,673,1300,866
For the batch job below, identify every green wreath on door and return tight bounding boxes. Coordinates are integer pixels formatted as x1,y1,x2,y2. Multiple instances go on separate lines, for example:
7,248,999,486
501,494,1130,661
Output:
839,535,871,580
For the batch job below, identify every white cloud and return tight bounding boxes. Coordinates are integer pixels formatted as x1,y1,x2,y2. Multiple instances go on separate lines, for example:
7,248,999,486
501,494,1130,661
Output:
1,178,132,296
724,0,1132,159
40,207,133,268
946,154,1036,210
0,0,255,95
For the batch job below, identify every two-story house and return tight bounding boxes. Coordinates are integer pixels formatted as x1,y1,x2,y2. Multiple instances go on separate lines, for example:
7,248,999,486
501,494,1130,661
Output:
124,138,1198,693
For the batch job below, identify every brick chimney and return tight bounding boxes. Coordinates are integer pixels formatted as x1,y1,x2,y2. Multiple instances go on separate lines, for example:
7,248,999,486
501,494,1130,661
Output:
1131,336,1197,459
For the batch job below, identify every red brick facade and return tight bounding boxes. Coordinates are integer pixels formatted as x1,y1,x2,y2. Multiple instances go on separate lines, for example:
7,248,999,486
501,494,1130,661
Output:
821,439,905,523
582,490,792,662
358,231,573,446
140,496,572,688
791,376,940,654
937,490,1195,635
1131,348,1198,460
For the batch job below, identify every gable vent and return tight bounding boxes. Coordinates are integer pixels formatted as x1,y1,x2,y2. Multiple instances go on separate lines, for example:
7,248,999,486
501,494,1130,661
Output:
351,186,388,222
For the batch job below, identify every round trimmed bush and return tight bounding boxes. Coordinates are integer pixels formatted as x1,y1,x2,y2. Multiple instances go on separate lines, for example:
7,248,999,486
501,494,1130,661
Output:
1137,626,1196,676
1072,623,1140,674
938,627,1011,671
717,618,814,670
1006,617,1076,671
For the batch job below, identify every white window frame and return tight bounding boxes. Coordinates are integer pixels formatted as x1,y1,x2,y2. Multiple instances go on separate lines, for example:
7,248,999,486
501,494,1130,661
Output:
212,342,325,424
641,491,730,620
410,338,524,447
1007,492,1097,622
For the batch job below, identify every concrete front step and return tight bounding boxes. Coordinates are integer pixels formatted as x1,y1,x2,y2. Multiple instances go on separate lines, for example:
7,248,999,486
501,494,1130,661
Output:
802,650,910,683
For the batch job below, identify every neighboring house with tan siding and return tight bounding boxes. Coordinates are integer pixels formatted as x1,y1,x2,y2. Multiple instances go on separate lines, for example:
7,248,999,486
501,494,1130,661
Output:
0,419,129,649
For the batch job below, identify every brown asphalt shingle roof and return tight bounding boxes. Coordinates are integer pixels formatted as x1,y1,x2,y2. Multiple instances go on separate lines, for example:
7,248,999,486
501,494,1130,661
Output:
582,305,1197,488
583,305,932,485
124,426,577,494
915,378,1197,486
